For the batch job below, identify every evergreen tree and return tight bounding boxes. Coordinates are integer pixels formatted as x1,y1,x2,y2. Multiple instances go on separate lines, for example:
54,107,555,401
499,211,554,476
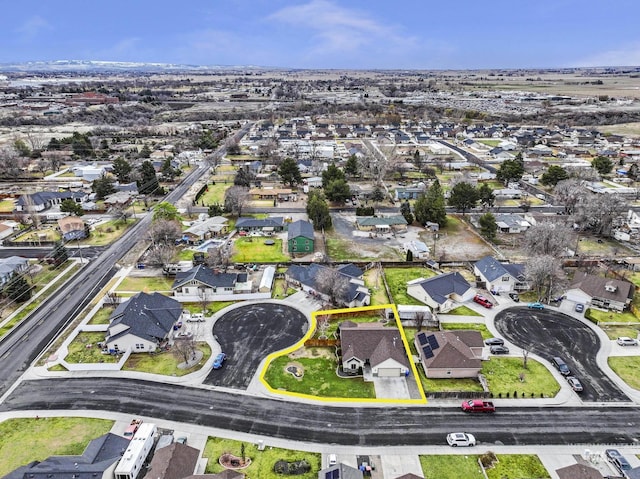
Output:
92,174,116,200
233,167,253,187
370,186,386,203
448,182,479,214
344,155,359,177
496,154,525,185
208,203,224,217
306,191,332,231
161,157,179,180
321,163,345,188
139,144,152,159
592,155,613,175
406,249,414,262
51,240,69,267
400,201,414,225
112,157,132,183
4,274,31,303
479,212,498,242
278,157,302,187
60,198,84,216
138,161,161,195
414,179,447,227
478,183,495,208
540,165,569,187
324,179,351,203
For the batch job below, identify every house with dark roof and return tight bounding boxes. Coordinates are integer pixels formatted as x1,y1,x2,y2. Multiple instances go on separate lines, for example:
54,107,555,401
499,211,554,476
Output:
473,256,527,293
285,263,369,308
172,265,251,300
339,322,410,377
565,272,635,312
0,255,29,286
406,272,474,313
15,191,88,212
4,433,129,479
105,292,184,353
317,463,363,479
555,463,604,479
355,216,408,233
414,330,483,378
235,216,285,233
287,219,315,254
141,443,199,479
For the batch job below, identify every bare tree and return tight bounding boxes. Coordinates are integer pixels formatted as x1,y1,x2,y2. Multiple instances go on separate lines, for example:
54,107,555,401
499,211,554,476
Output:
524,221,575,257
525,255,567,302
172,337,197,364
21,194,41,228
224,186,250,217
205,245,230,271
198,286,210,315
146,244,176,267
413,310,427,332
315,267,351,307
23,128,46,152
316,315,330,339
554,179,586,215
149,219,183,245
0,146,27,178
47,151,64,173
523,349,529,369
573,192,626,237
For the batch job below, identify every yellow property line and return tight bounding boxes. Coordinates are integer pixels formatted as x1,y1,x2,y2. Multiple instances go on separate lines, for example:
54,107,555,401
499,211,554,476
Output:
259,303,427,404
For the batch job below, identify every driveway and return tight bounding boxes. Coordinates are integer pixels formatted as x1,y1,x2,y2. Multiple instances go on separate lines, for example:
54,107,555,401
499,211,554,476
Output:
204,302,309,389
494,307,629,402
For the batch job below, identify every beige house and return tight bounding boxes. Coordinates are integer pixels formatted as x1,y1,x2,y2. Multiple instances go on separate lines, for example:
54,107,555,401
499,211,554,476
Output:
414,330,483,379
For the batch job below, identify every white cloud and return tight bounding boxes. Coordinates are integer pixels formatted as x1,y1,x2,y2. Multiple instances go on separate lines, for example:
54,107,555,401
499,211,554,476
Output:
266,0,415,54
573,43,640,67
15,15,52,40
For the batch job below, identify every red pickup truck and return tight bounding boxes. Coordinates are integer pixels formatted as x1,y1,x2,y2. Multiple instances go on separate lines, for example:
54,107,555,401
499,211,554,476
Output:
461,399,496,413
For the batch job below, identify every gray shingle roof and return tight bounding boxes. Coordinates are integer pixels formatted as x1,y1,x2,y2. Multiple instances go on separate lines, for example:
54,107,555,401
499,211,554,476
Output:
173,264,238,289
341,323,409,369
107,292,182,344
235,217,284,229
287,219,314,240
415,272,471,304
474,256,525,283
569,272,634,304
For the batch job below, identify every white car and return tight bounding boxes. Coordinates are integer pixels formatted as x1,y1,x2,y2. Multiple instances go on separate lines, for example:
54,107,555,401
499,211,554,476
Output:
446,432,476,447
617,337,638,346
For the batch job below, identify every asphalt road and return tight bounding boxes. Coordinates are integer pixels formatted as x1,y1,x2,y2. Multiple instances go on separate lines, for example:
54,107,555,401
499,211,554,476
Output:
3,377,640,446
205,303,309,388
0,123,252,400
494,307,629,402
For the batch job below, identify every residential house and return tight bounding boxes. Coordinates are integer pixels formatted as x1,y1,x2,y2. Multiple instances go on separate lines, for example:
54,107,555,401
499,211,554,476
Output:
141,443,199,479
303,176,323,188
556,463,604,479
249,187,295,201
4,433,130,479
287,219,315,254
355,216,408,234
15,191,87,212
172,265,252,300
235,217,285,234
183,216,229,244
317,463,363,479
395,185,426,200
494,213,531,234
0,220,18,241
473,256,527,293
339,322,410,377
565,272,634,312
0,256,29,286
402,240,430,260
414,330,484,379
104,191,135,208
285,263,370,308
57,216,86,241
71,164,108,182
406,272,474,313
387,304,435,326
104,292,184,353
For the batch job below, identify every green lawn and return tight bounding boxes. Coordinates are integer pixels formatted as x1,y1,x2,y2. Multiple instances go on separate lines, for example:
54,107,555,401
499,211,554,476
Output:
0,417,114,477
483,357,560,398
81,219,138,246
14,227,61,242
115,276,175,292
442,322,491,339
203,436,321,479
586,308,639,324
384,267,438,305
420,455,484,479
231,237,289,262
123,343,211,376
325,234,402,262
66,332,119,363
198,182,230,205
609,356,640,389
364,268,390,305
446,305,483,316
87,306,115,325
182,301,236,315
486,455,550,479
272,278,296,299
263,353,376,398
600,323,640,339
0,198,15,213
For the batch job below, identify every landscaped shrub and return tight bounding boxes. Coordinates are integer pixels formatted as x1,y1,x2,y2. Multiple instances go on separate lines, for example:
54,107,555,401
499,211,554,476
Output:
584,308,598,324
273,459,311,475
480,451,498,468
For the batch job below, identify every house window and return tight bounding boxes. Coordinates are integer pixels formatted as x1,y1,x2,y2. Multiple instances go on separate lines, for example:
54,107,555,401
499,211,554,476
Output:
351,363,357,369
292,243,297,251
502,276,510,282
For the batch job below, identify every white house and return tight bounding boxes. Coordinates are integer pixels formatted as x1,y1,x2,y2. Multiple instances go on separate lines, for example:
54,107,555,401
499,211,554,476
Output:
403,240,430,260
407,272,474,313
172,265,252,300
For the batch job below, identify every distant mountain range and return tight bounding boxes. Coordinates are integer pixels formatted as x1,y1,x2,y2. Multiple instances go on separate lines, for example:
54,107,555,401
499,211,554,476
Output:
0,60,267,73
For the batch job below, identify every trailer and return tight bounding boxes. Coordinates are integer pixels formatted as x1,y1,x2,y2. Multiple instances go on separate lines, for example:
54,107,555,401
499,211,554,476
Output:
114,422,157,479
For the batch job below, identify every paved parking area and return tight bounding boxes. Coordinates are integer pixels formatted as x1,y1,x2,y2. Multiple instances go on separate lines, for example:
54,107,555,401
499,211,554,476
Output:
204,302,309,389
494,307,629,402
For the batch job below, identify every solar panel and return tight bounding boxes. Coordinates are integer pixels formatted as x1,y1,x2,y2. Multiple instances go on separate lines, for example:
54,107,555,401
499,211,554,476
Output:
418,333,428,345
422,345,434,358
428,334,440,350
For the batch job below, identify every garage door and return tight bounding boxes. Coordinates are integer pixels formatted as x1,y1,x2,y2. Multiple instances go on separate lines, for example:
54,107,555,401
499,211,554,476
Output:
377,368,400,377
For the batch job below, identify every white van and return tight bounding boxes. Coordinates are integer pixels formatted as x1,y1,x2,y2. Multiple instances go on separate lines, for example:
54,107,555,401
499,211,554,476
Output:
328,454,337,467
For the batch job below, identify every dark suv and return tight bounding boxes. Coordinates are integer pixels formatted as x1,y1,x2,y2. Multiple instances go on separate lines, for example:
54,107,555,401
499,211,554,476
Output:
552,357,571,376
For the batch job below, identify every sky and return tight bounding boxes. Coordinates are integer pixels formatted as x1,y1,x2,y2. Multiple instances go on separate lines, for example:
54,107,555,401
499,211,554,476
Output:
2,0,640,69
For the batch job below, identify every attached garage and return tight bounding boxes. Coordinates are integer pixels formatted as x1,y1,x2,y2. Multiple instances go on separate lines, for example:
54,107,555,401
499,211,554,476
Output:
376,367,401,377
565,288,591,305
372,358,408,377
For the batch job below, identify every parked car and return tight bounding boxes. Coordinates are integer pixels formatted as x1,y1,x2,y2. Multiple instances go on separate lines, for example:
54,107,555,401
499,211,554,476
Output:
566,376,583,392
490,345,510,355
574,303,584,313
473,294,493,308
446,432,476,447
552,356,571,376
328,454,337,467
508,292,520,302
187,313,205,322
461,399,496,413
176,436,188,444
605,449,632,474
213,352,227,369
617,337,638,346
484,337,504,346
527,302,544,310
